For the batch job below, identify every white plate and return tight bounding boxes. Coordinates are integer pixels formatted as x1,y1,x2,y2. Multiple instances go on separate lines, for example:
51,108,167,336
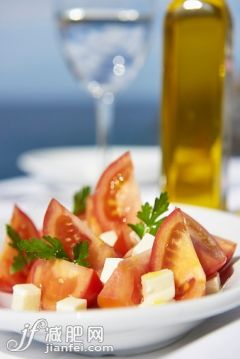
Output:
0,201,240,356
17,146,160,186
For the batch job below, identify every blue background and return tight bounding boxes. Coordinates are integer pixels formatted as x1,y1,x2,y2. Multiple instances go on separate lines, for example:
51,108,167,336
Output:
0,0,239,179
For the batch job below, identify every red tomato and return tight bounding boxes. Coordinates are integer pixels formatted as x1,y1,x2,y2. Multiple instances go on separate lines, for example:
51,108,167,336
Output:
98,251,150,308
88,152,141,256
183,213,227,278
43,199,116,273
150,209,206,300
0,206,39,293
27,259,103,310
218,257,239,286
215,237,237,285
214,236,237,264
86,195,102,235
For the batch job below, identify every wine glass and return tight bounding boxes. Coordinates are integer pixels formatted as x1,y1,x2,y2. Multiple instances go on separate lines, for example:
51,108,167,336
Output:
54,0,157,163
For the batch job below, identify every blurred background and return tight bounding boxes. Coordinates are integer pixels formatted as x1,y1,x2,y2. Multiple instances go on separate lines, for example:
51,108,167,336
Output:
0,0,239,179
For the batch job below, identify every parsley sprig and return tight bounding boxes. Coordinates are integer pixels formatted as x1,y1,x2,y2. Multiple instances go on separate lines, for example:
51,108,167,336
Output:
7,225,29,274
128,192,169,239
73,241,89,267
6,226,90,273
73,186,91,216
18,236,69,261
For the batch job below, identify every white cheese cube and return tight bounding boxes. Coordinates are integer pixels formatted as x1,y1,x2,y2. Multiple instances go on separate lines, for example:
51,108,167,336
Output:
100,258,123,283
141,269,175,304
56,297,87,312
99,231,118,247
132,233,155,256
12,284,41,311
206,274,221,295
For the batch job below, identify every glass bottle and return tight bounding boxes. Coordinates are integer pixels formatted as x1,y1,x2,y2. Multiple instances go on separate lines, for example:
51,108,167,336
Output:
161,0,233,208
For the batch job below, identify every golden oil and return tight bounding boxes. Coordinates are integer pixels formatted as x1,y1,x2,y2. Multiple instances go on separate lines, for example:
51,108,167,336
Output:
161,0,232,208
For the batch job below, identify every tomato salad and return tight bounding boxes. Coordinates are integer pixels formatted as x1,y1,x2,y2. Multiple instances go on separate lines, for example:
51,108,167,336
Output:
0,152,237,311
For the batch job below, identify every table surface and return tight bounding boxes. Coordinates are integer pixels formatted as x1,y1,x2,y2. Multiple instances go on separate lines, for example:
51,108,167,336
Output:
0,173,240,358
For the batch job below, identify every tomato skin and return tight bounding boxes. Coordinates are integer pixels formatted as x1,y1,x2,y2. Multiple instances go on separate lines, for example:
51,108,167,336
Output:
113,226,138,256
183,213,227,278
98,251,150,308
87,152,141,256
43,199,116,273
27,259,103,310
218,256,240,286
214,236,237,264
0,206,40,293
150,209,206,300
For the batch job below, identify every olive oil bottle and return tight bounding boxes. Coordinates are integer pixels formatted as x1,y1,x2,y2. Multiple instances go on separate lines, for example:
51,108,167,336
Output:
161,0,232,208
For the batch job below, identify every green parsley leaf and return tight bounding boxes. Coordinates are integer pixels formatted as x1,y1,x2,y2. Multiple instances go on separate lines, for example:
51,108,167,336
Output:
128,192,169,239
137,202,153,227
18,236,69,261
11,255,28,275
6,225,28,274
6,224,21,250
6,225,90,273
73,186,91,216
73,241,89,267
128,223,145,239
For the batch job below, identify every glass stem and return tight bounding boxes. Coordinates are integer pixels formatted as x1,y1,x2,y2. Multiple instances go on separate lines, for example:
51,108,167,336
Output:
95,93,115,166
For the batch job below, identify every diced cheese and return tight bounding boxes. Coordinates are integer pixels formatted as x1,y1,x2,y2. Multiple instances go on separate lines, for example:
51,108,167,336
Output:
12,284,41,311
56,297,87,312
132,233,155,256
206,274,221,295
100,258,123,284
99,231,118,247
141,269,175,304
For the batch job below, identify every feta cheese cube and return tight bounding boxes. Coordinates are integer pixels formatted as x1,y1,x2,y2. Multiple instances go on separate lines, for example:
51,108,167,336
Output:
12,284,41,311
100,258,123,283
206,274,221,295
132,233,155,256
141,269,175,304
99,231,118,247
56,297,87,312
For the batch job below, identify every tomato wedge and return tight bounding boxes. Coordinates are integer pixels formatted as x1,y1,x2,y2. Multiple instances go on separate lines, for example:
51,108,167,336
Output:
214,236,237,264
88,152,141,256
0,206,40,293
43,199,116,273
98,251,150,308
218,257,239,286
86,195,102,235
183,213,227,277
150,209,206,300
27,259,103,310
